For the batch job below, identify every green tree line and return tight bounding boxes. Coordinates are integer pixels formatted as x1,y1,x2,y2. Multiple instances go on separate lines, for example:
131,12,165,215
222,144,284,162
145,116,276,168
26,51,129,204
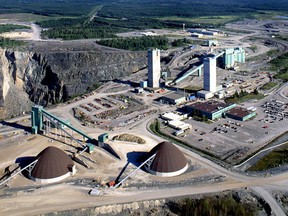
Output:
97,36,169,51
0,24,30,34
42,27,118,40
172,38,192,47
0,37,26,48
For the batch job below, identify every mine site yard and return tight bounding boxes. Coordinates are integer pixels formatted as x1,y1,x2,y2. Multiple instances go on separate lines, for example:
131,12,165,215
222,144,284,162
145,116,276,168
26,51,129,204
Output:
71,93,157,130
1,16,288,216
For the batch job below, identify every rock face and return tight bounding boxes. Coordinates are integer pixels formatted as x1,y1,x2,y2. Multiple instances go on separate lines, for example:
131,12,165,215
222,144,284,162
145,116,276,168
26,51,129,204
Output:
0,48,147,119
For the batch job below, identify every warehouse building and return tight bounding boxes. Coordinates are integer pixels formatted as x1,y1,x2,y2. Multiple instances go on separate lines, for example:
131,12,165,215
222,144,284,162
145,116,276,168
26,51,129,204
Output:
226,107,256,121
188,100,236,120
197,90,214,100
191,33,204,38
187,29,218,36
161,92,186,105
161,112,186,121
168,120,192,131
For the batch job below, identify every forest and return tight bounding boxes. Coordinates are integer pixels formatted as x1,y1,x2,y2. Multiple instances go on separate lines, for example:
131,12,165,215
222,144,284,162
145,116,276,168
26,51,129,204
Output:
0,0,287,17
97,36,169,51
0,0,287,40
0,0,106,17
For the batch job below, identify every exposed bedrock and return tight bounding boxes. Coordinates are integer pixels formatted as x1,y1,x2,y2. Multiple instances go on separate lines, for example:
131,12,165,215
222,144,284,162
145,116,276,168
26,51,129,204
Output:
0,48,147,119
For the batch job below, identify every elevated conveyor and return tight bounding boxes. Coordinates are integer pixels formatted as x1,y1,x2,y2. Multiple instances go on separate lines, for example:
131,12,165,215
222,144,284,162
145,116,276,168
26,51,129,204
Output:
31,106,95,143
171,51,225,85
173,64,203,84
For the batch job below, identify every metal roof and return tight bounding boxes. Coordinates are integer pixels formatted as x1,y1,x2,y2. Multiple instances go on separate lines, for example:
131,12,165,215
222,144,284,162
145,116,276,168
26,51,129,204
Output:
226,107,254,118
189,100,234,114
162,92,185,100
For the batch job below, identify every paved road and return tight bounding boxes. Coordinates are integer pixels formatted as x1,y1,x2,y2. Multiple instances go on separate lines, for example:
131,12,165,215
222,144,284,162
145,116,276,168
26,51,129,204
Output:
252,186,286,216
279,82,288,100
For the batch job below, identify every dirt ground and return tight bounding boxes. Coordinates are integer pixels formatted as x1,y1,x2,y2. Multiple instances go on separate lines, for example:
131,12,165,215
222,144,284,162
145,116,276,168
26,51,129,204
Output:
0,31,33,40
0,127,224,216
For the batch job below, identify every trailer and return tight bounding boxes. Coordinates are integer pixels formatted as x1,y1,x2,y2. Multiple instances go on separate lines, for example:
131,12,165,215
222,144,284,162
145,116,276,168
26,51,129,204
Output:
174,130,184,136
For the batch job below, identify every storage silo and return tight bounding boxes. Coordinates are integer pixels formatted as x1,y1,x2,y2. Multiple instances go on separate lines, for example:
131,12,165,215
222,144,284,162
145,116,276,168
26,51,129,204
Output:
144,141,188,177
30,146,76,184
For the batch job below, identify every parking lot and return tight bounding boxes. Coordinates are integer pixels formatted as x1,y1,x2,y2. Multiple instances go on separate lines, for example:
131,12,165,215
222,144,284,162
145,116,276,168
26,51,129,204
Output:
260,99,288,124
159,98,288,164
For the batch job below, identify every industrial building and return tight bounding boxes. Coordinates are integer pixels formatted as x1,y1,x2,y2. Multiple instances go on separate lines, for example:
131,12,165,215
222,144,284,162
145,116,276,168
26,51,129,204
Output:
148,49,161,88
226,107,256,121
224,47,245,69
30,146,76,184
191,33,204,38
161,112,186,121
170,47,245,88
144,141,188,177
204,57,217,93
188,100,236,120
187,29,218,36
134,87,144,94
197,90,214,100
168,120,192,131
160,92,186,105
205,40,219,46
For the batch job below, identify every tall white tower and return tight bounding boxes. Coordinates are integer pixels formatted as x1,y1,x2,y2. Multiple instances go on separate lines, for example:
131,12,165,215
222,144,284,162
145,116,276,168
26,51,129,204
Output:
203,57,217,93
148,49,161,88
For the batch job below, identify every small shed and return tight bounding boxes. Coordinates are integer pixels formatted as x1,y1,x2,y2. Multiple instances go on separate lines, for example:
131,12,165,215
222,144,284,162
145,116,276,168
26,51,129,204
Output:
98,133,108,147
135,87,144,94
140,81,148,88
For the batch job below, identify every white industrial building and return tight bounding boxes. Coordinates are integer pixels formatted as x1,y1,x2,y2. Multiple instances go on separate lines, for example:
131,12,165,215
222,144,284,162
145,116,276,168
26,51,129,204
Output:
168,120,192,131
161,112,186,121
197,90,214,99
148,49,161,88
204,57,217,93
187,29,219,36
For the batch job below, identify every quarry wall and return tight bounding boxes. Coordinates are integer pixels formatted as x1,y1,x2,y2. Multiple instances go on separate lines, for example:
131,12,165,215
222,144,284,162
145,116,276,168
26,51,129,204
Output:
0,48,147,119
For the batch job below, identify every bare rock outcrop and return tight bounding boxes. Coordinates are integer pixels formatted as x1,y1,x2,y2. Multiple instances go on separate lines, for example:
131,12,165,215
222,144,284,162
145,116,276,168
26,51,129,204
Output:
0,48,147,119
